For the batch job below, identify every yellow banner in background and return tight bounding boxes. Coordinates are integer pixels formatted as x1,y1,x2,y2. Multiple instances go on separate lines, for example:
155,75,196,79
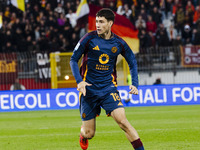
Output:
0,15,2,28
11,0,25,12
0,61,17,73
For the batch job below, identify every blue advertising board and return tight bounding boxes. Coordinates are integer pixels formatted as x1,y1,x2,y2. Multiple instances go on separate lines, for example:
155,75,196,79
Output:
0,84,200,112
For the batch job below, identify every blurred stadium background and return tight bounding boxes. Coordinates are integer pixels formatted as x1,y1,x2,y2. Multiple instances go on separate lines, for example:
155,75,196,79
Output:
0,0,200,150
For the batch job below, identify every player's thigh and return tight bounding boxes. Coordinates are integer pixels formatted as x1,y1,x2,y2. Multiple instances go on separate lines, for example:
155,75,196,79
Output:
111,107,127,124
82,118,96,132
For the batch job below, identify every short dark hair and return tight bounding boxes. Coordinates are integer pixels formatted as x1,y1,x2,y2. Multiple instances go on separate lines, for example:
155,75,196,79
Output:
96,8,115,22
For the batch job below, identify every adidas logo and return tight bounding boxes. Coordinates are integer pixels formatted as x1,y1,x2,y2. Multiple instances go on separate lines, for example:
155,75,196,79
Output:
118,102,123,106
93,45,100,50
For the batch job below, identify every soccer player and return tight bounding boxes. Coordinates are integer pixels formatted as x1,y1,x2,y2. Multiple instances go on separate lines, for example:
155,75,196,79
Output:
70,8,144,150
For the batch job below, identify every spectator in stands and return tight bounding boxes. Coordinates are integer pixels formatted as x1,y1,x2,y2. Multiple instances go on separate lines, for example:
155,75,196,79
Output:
44,3,52,16
173,35,182,46
195,17,200,31
167,24,178,46
80,23,88,38
103,0,116,8
26,35,34,51
10,78,26,91
193,6,200,24
123,4,132,19
4,30,13,44
148,31,156,47
184,10,193,27
135,15,146,30
148,0,156,15
156,24,170,47
54,3,65,14
172,0,180,17
49,36,60,51
4,6,11,21
37,11,46,22
182,24,192,45
191,28,200,45
117,3,131,17
97,0,105,7
116,4,124,16
139,8,148,22
64,2,72,14
193,0,200,7
12,18,22,32
46,15,57,28
34,26,41,41
150,6,162,26
138,29,150,49
38,35,49,51
129,4,138,26
69,32,79,50
108,1,116,12
60,38,71,52
32,4,40,19
63,19,73,40
65,9,77,28
13,28,26,52
10,12,17,25
3,41,16,52
1,0,200,54
174,5,185,33
30,40,40,52
164,0,173,19
146,15,157,35
153,78,162,85
185,1,195,17
57,13,66,27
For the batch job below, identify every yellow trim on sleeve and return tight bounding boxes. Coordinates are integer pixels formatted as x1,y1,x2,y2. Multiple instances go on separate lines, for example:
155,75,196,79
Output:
83,65,88,81
111,74,117,87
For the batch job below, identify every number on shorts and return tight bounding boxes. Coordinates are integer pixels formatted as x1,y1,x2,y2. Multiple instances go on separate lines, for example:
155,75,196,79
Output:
110,93,121,101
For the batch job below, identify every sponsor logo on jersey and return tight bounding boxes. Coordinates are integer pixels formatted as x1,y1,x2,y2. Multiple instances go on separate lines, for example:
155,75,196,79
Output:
93,45,100,50
99,54,109,64
111,47,117,53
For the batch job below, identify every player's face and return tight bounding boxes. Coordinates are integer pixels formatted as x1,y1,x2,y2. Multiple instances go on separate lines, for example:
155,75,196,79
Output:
96,16,112,35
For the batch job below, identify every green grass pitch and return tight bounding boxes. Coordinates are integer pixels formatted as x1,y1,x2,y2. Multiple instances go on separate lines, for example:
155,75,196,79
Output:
0,105,200,150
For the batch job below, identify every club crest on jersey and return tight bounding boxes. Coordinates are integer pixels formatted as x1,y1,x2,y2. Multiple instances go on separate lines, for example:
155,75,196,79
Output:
111,47,117,53
93,45,100,50
82,113,86,118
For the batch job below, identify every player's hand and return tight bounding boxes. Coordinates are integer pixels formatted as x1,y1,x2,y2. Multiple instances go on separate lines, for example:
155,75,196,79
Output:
129,85,138,95
77,81,92,96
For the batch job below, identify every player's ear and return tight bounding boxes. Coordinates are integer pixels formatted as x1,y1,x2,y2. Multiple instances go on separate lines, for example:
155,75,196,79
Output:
109,20,113,27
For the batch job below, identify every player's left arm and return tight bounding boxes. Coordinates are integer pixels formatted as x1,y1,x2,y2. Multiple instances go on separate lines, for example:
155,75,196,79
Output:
121,42,138,95
129,85,138,95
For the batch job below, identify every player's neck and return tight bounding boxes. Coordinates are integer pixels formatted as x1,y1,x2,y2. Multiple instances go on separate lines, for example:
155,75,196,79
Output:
99,30,112,39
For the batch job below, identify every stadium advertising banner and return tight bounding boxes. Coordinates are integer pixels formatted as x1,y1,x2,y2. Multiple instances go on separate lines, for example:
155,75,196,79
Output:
0,84,200,112
181,46,200,67
36,51,61,82
0,53,17,84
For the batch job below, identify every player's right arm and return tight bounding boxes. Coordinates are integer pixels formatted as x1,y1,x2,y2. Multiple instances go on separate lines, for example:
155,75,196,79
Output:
70,33,93,95
77,81,92,96
70,42,84,84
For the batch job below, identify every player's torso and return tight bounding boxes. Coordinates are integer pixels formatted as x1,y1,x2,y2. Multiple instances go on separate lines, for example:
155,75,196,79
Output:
85,36,122,89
